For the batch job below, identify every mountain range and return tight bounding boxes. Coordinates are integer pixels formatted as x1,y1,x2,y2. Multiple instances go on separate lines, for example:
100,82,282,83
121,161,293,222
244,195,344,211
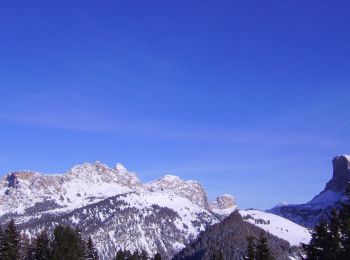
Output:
0,161,237,259
3,155,346,259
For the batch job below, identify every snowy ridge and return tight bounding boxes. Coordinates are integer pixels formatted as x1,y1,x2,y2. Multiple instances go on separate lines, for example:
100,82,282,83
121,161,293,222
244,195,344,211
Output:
0,162,228,259
0,162,142,217
240,209,311,247
0,161,310,259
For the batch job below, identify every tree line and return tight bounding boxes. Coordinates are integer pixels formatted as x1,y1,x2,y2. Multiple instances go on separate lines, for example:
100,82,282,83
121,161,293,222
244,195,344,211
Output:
0,221,162,260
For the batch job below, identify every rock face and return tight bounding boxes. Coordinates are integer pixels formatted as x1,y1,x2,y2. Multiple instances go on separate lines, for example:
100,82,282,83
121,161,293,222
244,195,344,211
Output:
0,162,142,217
269,155,350,227
209,194,237,216
146,175,210,209
0,162,230,259
325,155,350,192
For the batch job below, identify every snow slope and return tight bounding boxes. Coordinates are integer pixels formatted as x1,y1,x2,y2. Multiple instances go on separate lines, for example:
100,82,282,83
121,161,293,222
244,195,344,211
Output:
240,209,311,246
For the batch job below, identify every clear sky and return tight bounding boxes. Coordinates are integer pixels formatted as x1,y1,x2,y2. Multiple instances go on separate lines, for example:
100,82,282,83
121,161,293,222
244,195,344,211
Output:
0,1,349,209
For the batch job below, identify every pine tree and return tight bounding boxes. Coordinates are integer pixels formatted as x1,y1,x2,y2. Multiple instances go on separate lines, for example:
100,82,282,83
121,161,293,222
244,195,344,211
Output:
0,226,5,258
153,252,162,260
19,234,31,260
139,250,149,260
2,219,21,260
303,220,331,260
129,250,139,260
212,249,224,260
115,250,126,260
303,183,350,260
85,236,99,260
34,230,51,260
328,209,342,259
339,184,350,258
126,250,133,260
246,235,255,260
255,233,274,260
25,243,36,260
51,225,85,260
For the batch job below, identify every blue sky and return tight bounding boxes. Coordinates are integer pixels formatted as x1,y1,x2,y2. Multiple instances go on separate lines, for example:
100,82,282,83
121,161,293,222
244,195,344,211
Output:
0,1,350,209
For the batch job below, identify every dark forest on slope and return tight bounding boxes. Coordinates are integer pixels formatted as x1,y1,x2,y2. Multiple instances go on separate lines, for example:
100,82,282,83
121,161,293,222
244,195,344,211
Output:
172,211,298,260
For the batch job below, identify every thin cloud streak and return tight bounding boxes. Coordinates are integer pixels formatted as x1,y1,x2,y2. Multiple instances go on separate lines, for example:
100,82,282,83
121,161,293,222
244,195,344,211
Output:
0,110,328,147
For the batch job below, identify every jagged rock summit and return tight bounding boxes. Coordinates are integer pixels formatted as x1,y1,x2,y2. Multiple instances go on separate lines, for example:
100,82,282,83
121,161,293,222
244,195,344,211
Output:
0,162,142,216
0,162,235,217
324,155,350,193
209,194,237,216
146,174,210,209
270,154,350,227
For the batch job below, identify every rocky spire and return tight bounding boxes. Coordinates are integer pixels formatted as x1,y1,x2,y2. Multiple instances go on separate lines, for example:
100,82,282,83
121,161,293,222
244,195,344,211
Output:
324,155,350,192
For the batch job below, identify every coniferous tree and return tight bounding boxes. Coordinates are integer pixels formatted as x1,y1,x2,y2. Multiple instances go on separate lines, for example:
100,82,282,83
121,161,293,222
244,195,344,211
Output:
19,234,31,260
255,233,274,260
304,183,350,260
25,243,36,260
34,230,51,260
124,250,132,260
51,225,85,260
328,209,342,260
2,219,21,260
139,250,149,260
339,185,350,258
246,235,255,260
0,226,5,258
153,252,161,260
129,250,139,260
212,249,224,260
85,236,98,260
115,250,126,260
304,219,333,260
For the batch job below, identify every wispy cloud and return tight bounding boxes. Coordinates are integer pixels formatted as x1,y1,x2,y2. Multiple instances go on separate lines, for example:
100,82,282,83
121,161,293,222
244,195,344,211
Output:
0,109,326,147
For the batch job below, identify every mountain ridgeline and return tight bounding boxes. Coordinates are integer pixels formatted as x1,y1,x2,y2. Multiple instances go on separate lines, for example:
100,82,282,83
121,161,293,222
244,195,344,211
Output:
0,162,237,259
2,154,343,259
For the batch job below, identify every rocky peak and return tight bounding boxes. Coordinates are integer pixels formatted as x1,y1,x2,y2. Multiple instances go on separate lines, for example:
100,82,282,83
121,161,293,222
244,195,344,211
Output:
6,171,38,182
115,163,127,173
68,161,111,176
146,175,210,209
209,194,237,216
325,155,350,192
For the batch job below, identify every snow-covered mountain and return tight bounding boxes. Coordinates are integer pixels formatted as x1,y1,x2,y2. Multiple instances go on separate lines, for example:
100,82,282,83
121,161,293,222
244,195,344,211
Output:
0,161,310,259
0,162,233,259
20,191,218,260
269,155,350,227
0,162,142,217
